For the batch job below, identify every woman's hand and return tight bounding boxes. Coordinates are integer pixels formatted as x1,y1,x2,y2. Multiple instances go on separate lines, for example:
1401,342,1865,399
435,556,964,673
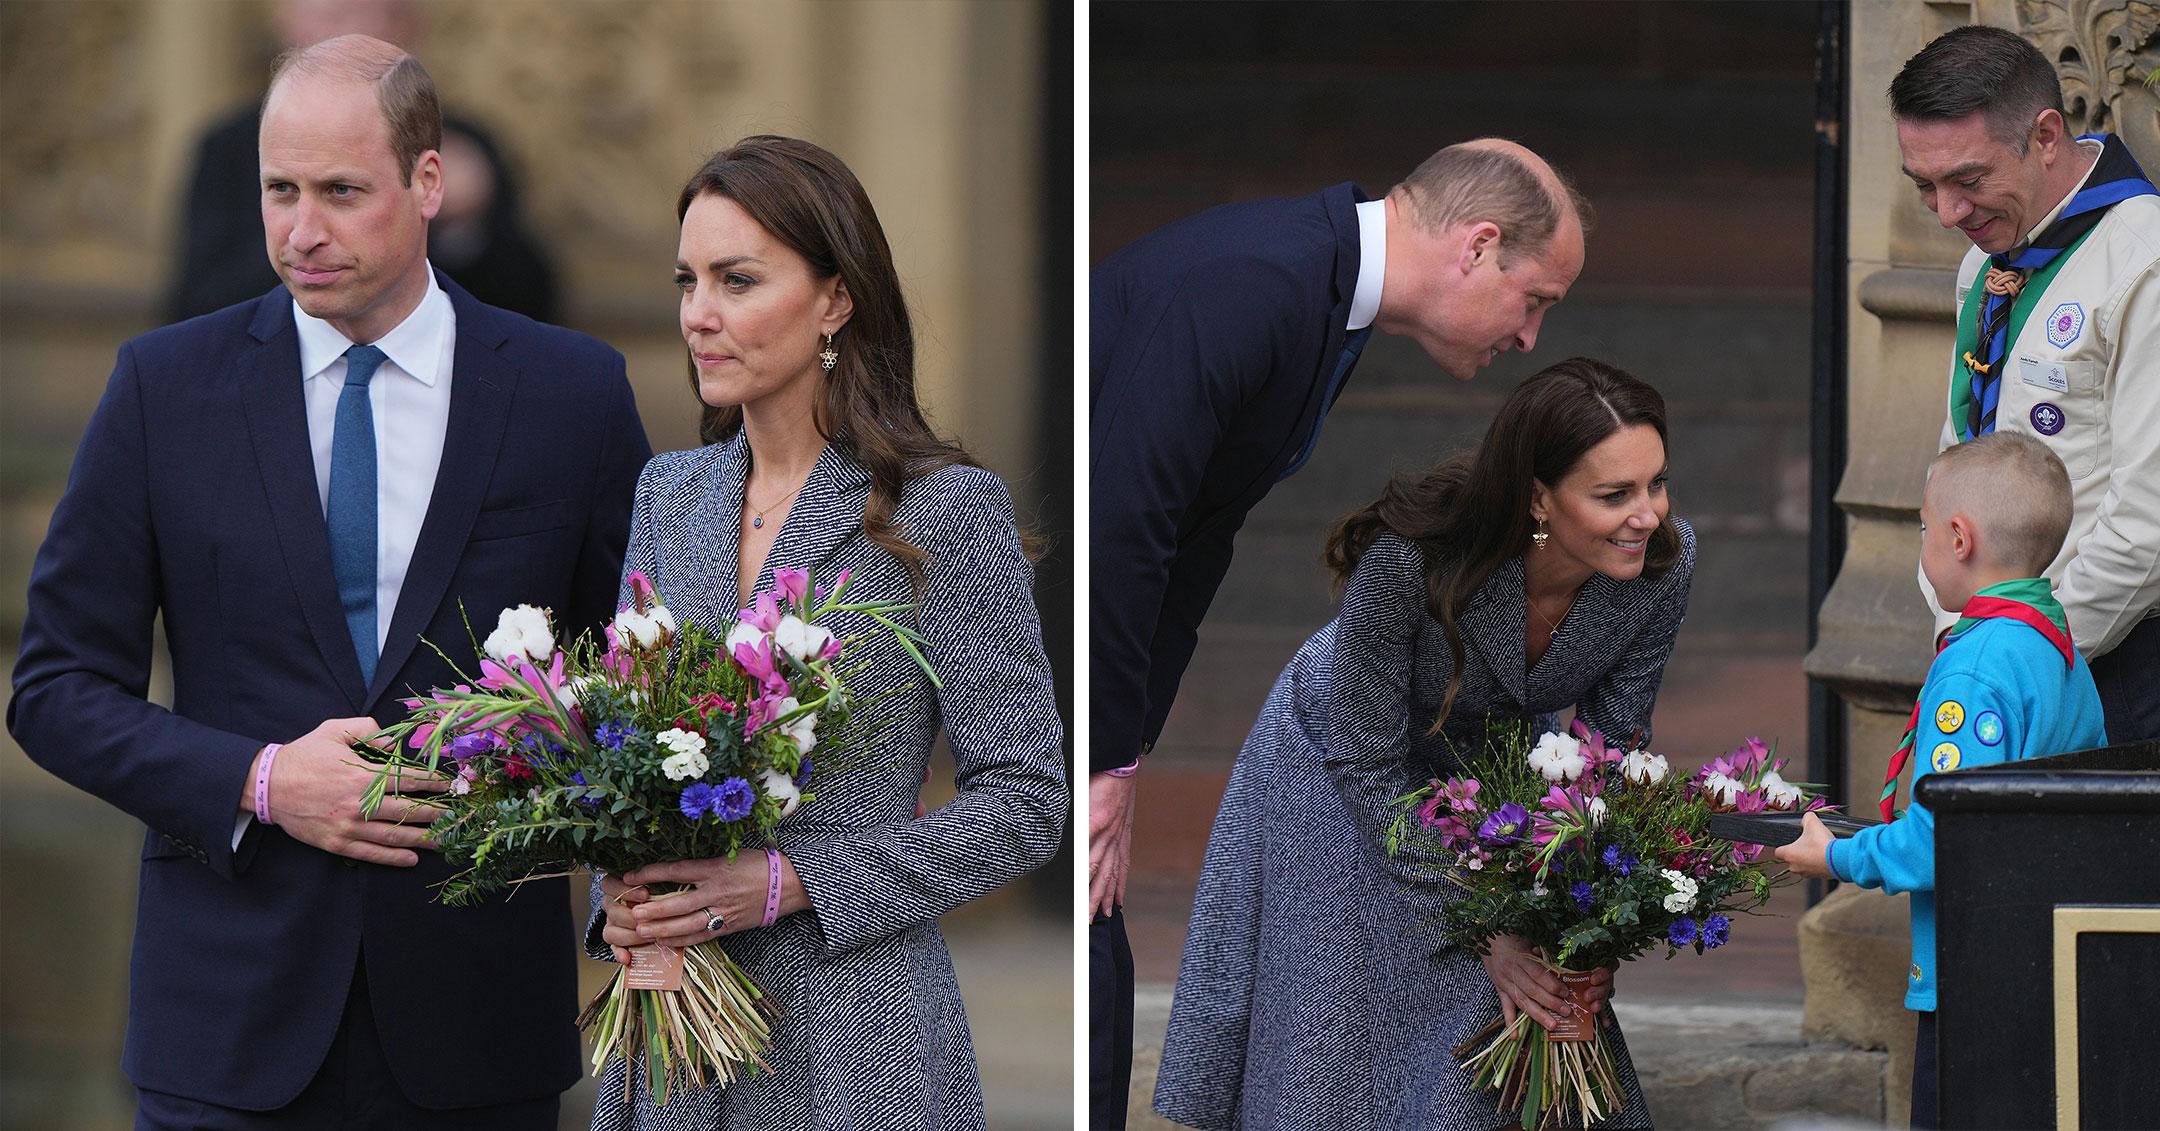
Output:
1478,934,1611,1028
598,853,811,961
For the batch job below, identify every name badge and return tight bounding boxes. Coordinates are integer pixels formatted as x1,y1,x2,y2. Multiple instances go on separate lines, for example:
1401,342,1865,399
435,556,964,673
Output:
2019,354,2071,394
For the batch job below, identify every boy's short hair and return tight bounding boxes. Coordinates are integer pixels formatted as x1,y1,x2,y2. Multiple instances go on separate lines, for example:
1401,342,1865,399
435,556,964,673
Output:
1928,432,2073,574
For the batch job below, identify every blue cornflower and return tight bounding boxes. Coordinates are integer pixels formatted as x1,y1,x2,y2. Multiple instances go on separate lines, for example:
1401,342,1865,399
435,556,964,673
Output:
1668,917,1698,946
1701,915,1731,949
794,758,815,788
1571,881,1595,913
712,776,757,822
1601,844,1638,876
595,720,634,750
570,771,602,810
1602,845,1620,870
679,782,718,820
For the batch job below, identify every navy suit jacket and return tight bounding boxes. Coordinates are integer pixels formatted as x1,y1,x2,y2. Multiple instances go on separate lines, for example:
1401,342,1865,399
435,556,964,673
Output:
8,273,650,1110
1089,184,1364,771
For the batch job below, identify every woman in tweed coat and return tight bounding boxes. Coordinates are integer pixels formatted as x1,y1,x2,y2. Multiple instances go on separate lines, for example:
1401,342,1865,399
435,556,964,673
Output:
1155,359,1693,1131
585,137,1065,1130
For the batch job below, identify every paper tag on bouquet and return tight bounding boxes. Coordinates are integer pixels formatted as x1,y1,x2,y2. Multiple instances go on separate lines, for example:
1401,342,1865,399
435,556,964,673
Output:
1544,969,1602,1042
625,944,684,992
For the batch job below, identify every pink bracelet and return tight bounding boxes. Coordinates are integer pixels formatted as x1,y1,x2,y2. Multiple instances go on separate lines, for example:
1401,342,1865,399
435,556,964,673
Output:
254,743,283,825
762,848,783,928
1105,759,1140,779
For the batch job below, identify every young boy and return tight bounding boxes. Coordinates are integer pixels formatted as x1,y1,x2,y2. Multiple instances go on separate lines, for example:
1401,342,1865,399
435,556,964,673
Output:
1777,431,2106,1130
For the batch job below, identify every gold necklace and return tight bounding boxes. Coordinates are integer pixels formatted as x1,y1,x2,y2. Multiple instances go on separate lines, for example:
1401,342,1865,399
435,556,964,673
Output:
1530,591,1578,640
747,480,806,530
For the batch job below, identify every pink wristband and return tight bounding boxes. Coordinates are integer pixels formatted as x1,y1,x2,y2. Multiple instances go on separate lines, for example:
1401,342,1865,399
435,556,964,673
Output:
763,848,783,928
254,743,283,825
1105,759,1140,779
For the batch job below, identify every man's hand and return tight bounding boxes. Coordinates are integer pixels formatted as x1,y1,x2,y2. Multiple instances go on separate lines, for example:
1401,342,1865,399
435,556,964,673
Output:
1088,769,1138,920
251,717,450,867
1774,811,1836,880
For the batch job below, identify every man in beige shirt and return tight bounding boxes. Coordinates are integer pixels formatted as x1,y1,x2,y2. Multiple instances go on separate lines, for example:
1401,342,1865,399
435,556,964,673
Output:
1891,25,2160,743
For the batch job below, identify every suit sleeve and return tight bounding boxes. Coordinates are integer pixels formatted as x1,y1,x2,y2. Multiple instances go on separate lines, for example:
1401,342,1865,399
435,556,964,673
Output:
2057,260,2160,656
1829,669,2016,894
562,357,651,640
1088,260,1304,770
787,472,1067,955
1319,533,1457,945
1577,523,1694,744
7,344,265,880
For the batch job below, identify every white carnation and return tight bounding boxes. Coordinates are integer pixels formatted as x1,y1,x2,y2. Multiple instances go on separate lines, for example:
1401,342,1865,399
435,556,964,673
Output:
1661,868,1699,913
1621,749,1670,786
759,768,802,818
772,615,835,663
1526,731,1587,783
484,605,555,666
655,728,709,781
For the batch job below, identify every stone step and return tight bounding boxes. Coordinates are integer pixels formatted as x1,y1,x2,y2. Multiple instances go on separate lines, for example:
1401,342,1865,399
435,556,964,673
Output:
1128,986,1890,1131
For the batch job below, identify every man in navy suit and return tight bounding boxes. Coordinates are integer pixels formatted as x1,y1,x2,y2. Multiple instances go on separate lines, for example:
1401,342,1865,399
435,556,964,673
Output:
1087,139,1587,1127
8,35,648,1129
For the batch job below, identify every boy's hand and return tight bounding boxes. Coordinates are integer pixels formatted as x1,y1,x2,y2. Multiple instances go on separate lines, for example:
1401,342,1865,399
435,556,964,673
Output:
1774,811,1836,879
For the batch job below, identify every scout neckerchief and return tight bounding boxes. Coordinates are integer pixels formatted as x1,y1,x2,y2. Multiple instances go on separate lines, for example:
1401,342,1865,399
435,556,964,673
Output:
1951,134,2159,442
1878,578,2074,821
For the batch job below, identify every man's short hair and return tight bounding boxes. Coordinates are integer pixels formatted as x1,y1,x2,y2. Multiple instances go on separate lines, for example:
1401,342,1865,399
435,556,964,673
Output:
1393,143,1589,264
266,34,441,186
1928,431,2074,575
1889,25,2065,152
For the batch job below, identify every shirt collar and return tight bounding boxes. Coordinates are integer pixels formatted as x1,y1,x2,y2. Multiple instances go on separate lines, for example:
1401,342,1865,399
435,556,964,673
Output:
293,266,450,387
1347,199,1387,331
2015,137,2104,251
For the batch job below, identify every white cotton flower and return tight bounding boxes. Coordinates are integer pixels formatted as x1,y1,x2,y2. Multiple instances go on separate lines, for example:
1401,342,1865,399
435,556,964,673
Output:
1621,749,1670,786
1766,781,1805,810
1661,868,1699,913
613,609,662,650
1586,796,1609,829
484,605,555,666
655,728,709,781
772,615,835,664
1701,771,1742,807
725,622,765,654
1527,731,1587,783
1759,769,1788,793
649,604,677,636
759,768,802,818
771,696,818,754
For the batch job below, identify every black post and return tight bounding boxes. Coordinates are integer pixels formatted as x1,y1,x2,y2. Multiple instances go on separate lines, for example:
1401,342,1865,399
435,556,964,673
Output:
1806,0,1850,907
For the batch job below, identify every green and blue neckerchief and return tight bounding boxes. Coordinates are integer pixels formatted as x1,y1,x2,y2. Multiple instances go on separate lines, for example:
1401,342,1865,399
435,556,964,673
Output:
1953,134,2158,442
1878,578,2073,821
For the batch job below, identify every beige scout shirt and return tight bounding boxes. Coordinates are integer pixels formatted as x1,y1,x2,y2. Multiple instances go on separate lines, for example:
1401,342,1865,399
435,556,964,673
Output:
1924,148,2160,658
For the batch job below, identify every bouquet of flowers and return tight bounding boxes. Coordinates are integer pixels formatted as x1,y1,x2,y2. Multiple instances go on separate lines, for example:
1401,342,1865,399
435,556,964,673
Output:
361,567,930,1104
1389,722,1830,1130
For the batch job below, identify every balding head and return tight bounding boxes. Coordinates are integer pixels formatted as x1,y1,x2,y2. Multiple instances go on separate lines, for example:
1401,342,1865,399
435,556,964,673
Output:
1926,432,2073,575
265,33,440,186
1391,138,1589,266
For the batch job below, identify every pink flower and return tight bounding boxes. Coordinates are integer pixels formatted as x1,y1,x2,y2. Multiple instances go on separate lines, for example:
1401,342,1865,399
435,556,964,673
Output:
1569,718,1626,770
774,568,810,606
731,635,790,697
625,569,660,613
1440,777,1482,812
739,591,783,633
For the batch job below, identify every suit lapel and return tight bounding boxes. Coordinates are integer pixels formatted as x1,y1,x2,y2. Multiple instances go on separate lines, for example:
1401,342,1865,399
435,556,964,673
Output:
1461,556,1528,706
748,443,869,601
239,290,372,707
368,277,515,707
705,436,749,616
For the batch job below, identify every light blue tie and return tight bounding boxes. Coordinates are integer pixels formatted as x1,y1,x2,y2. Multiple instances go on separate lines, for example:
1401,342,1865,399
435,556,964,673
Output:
1278,326,1373,482
328,344,385,686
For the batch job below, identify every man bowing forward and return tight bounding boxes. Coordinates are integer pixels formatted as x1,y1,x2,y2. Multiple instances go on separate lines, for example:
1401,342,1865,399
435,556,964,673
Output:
9,35,648,1129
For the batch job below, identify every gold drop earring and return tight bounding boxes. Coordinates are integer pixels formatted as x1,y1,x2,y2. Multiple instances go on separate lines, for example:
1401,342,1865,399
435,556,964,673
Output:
1531,519,1551,550
819,334,838,373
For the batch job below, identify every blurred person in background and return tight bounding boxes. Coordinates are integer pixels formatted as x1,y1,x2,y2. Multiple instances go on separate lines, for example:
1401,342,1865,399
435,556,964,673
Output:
167,0,559,323
10,34,647,1129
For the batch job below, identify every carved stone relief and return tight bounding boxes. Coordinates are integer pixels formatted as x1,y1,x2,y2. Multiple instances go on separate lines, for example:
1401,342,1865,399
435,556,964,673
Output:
2016,0,2160,161
0,1,153,282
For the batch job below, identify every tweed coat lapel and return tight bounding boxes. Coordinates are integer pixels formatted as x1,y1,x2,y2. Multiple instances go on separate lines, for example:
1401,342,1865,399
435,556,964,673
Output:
1459,556,1528,707
238,289,371,709
750,442,871,601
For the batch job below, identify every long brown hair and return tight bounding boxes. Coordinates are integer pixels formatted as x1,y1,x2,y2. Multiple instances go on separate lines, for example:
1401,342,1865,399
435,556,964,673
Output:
1323,357,1681,728
678,136,980,586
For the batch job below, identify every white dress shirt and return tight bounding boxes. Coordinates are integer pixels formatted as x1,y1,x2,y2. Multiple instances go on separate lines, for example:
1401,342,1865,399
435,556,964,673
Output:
239,268,455,848
1348,198,1387,331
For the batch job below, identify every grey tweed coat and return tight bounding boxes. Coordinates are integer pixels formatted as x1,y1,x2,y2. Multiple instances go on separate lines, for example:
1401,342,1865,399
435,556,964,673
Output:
585,435,1066,1131
1155,522,1695,1131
